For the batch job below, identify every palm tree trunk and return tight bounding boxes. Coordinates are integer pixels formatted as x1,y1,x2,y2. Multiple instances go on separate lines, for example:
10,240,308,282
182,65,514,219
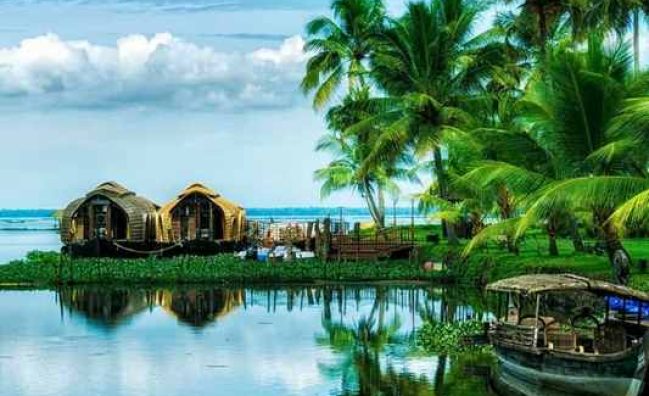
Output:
538,6,548,55
377,185,386,228
497,185,518,254
363,180,384,229
634,9,640,74
570,217,585,252
434,354,447,395
433,147,458,245
596,210,631,285
547,226,559,256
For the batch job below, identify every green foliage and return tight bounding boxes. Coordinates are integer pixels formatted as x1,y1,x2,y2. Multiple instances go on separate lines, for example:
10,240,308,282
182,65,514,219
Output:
416,320,490,354
0,251,451,287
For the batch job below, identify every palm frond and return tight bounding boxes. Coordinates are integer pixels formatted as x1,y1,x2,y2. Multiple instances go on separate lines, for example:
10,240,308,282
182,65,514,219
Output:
463,217,521,255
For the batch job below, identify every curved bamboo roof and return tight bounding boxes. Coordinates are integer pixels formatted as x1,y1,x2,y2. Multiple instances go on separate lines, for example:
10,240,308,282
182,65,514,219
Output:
158,182,245,242
487,274,649,302
60,181,159,243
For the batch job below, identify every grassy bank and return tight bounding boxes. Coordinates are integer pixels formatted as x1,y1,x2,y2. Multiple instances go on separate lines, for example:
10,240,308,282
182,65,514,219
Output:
0,251,450,287
5,225,649,289
436,233,649,291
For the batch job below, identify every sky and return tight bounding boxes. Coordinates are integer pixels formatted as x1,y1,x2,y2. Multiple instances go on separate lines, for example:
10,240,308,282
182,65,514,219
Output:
0,0,419,209
0,0,647,209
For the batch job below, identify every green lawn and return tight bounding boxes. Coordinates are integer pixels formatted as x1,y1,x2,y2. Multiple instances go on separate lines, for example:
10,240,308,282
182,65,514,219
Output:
415,228,649,291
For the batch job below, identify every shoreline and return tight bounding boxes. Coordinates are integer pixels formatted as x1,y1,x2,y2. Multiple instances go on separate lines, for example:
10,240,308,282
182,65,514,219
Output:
0,252,453,288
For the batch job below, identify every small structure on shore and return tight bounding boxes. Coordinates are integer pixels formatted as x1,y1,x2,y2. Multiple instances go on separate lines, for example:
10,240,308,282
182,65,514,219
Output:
157,183,246,244
60,182,159,253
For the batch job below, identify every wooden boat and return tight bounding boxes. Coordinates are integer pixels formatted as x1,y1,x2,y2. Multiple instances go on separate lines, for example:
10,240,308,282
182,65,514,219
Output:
487,274,649,396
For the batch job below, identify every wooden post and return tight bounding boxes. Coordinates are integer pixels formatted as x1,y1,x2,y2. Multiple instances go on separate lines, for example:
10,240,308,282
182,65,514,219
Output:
209,202,214,240
306,221,313,251
533,294,540,348
314,219,320,255
323,218,331,262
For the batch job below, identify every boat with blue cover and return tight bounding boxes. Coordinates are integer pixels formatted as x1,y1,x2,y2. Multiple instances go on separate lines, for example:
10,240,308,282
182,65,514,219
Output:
487,274,649,396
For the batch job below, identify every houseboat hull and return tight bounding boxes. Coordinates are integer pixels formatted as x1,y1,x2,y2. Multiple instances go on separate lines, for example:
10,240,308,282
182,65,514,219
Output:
492,341,648,396
64,239,243,258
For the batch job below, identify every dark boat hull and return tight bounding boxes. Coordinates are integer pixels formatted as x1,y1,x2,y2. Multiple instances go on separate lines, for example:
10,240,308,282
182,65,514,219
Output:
492,341,648,396
64,239,243,258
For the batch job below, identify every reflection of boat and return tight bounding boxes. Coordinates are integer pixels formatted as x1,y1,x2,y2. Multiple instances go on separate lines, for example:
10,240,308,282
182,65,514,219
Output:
157,289,244,327
59,287,150,326
487,274,649,396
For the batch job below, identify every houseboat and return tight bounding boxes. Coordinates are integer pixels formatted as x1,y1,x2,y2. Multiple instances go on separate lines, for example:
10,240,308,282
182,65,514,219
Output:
157,183,246,254
60,181,246,257
487,274,649,396
60,181,160,256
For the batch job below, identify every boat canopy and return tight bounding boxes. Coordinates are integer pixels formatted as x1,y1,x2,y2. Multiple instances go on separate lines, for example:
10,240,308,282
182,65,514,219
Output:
486,273,649,302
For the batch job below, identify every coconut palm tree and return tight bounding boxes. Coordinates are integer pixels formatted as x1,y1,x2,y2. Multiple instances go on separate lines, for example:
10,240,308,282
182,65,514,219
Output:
301,0,386,109
314,92,415,228
500,0,589,56
464,36,649,283
587,0,649,73
351,0,492,244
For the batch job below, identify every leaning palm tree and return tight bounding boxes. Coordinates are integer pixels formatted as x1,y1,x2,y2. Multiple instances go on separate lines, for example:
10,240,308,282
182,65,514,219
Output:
301,0,386,109
315,92,414,228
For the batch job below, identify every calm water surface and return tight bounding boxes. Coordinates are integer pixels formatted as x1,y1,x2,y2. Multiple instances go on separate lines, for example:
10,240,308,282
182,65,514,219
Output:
0,230,61,263
0,285,495,396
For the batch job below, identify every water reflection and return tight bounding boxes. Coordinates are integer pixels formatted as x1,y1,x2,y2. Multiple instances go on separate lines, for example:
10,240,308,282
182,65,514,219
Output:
157,289,244,327
2,284,496,396
58,287,150,327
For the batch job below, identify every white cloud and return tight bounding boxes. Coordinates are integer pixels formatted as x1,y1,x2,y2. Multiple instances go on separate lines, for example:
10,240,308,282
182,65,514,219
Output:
0,32,307,110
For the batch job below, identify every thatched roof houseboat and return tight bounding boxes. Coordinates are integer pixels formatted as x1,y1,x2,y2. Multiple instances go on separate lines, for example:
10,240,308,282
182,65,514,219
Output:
60,181,159,245
158,183,246,243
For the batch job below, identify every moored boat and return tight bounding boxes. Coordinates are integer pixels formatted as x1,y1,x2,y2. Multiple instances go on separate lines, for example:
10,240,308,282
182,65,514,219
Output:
487,274,649,396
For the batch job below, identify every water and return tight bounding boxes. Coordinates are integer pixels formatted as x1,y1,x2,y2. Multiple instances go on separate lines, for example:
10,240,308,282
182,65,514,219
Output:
0,285,495,396
0,208,429,263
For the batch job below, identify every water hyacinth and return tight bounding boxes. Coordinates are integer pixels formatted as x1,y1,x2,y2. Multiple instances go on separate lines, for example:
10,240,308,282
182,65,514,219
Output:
0,251,452,286
416,320,490,354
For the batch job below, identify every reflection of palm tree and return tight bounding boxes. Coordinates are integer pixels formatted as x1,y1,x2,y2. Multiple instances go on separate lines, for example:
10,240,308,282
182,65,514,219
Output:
318,287,422,394
343,349,435,396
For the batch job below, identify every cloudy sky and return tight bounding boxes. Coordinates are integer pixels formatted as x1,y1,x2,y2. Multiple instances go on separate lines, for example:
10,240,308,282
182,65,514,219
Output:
0,0,421,209
1,0,645,209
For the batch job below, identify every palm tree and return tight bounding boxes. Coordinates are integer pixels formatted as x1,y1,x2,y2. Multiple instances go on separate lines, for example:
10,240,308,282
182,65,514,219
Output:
464,37,649,283
354,0,491,244
314,92,414,228
500,0,589,55
301,0,386,109
587,0,648,73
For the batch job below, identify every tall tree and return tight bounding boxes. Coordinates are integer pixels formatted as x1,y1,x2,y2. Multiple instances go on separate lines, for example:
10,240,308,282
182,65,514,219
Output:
314,93,414,228
356,0,490,244
588,0,649,73
301,0,386,109
465,37,649,283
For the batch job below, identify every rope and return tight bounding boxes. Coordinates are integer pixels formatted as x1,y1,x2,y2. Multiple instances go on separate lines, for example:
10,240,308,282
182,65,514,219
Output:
112,241,184,255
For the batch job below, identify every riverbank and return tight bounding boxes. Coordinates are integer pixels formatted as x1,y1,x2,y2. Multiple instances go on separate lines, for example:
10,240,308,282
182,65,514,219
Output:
4,225,649,289
0,251,451,287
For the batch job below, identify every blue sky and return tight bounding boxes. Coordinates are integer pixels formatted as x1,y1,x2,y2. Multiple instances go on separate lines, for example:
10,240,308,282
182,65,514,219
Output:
1,0,643,209
0,0,421,209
